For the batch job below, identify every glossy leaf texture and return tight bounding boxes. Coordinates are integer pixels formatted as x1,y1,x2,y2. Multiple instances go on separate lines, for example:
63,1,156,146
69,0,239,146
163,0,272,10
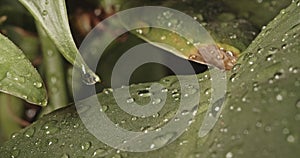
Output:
1,0,300,157
18,0,100,85
0,33,47,106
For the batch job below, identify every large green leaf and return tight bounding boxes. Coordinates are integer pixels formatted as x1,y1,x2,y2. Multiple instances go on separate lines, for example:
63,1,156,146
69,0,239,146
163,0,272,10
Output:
0,33,47,106
18,0,100,85
1,0,299,157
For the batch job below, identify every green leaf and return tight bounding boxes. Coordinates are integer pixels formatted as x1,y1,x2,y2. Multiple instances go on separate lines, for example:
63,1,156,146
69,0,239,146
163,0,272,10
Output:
0,33,47,106
1,0,300,157
18,0,100,85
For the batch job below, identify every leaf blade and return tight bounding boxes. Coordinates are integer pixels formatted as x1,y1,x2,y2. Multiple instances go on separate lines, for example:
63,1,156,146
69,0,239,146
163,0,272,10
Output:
0,33,47,106
18,0,100,84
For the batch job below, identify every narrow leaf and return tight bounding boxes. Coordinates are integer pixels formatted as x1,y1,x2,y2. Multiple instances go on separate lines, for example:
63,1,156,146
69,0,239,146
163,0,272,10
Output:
0,33,47,106
18,0,100,84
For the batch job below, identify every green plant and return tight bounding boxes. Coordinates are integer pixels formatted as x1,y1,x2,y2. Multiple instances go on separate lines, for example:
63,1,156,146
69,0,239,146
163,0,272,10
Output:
0,0,299,157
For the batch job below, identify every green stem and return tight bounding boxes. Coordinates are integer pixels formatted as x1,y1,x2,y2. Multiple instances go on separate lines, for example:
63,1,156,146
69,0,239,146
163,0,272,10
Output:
36,24,68,115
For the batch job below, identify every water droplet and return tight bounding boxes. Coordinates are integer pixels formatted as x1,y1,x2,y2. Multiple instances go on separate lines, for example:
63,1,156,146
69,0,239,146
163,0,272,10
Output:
24,127,35,138
225,152,233,158
229,73,237,82
81,141,91,151
152,98,162,104
296,100,300,109
286,135,295,143
11,148,20,158
92,148,108,157
276,94,283,101
232,64,241,73
268,47,279,54
100,105,108,112
33,82,43,88
161,88,168,93
289,66,298,74
47,138,58,145
42,120,60,135
60,153,69,158
282,128,290,134
181,110,190,116
11,132,19,139
151,132,176,149
265,54,273,61
126,98,135,103
160,36,166,40
137,89,152,97
42,10,48,16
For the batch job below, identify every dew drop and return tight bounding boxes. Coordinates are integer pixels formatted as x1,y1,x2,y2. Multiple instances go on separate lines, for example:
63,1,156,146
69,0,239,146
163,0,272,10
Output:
81,141,91,151
276,94,283,101
33,82,43,88
92,148,108,157
152,98,162,104
60,153,69,158
229,73,237,82
296,100,300,109
100,105,108,112
231,64,241,73
24,127,35,138
268,47,279,54
47,138,58,145
225,152,233,158
286,135,295,143
11,148,20,158
42,10,48,16
181,110,190,116
161,88,168,93
126,98,135,104
151,132,176,149
137,89,152,97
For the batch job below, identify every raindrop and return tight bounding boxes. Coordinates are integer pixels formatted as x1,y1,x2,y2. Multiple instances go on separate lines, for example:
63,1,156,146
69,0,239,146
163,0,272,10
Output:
81,141,91,151
229,73,237,82
276,94,283,101
33,82,43,88
181,110,190,116
274,72,283,80
161,88,168,93
225,152,233,158
289,66,298,74
92,148,108,157
100,105,108,112
126,98,135,104
268,47,279,54
265,54,273,61
136,29,143,34
42,120,60,135
11,132,19,139
282,128,290,134
82,72,100,85
47,138,58,145
42,10,48,16
137,89,152,97
11,148,20,158
24,127,35,138
232,64,241,73
60,153,69,158
160,36,166,40
152,98,162,104
151,132,176,149
296,100,300,109
286,135,295,143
